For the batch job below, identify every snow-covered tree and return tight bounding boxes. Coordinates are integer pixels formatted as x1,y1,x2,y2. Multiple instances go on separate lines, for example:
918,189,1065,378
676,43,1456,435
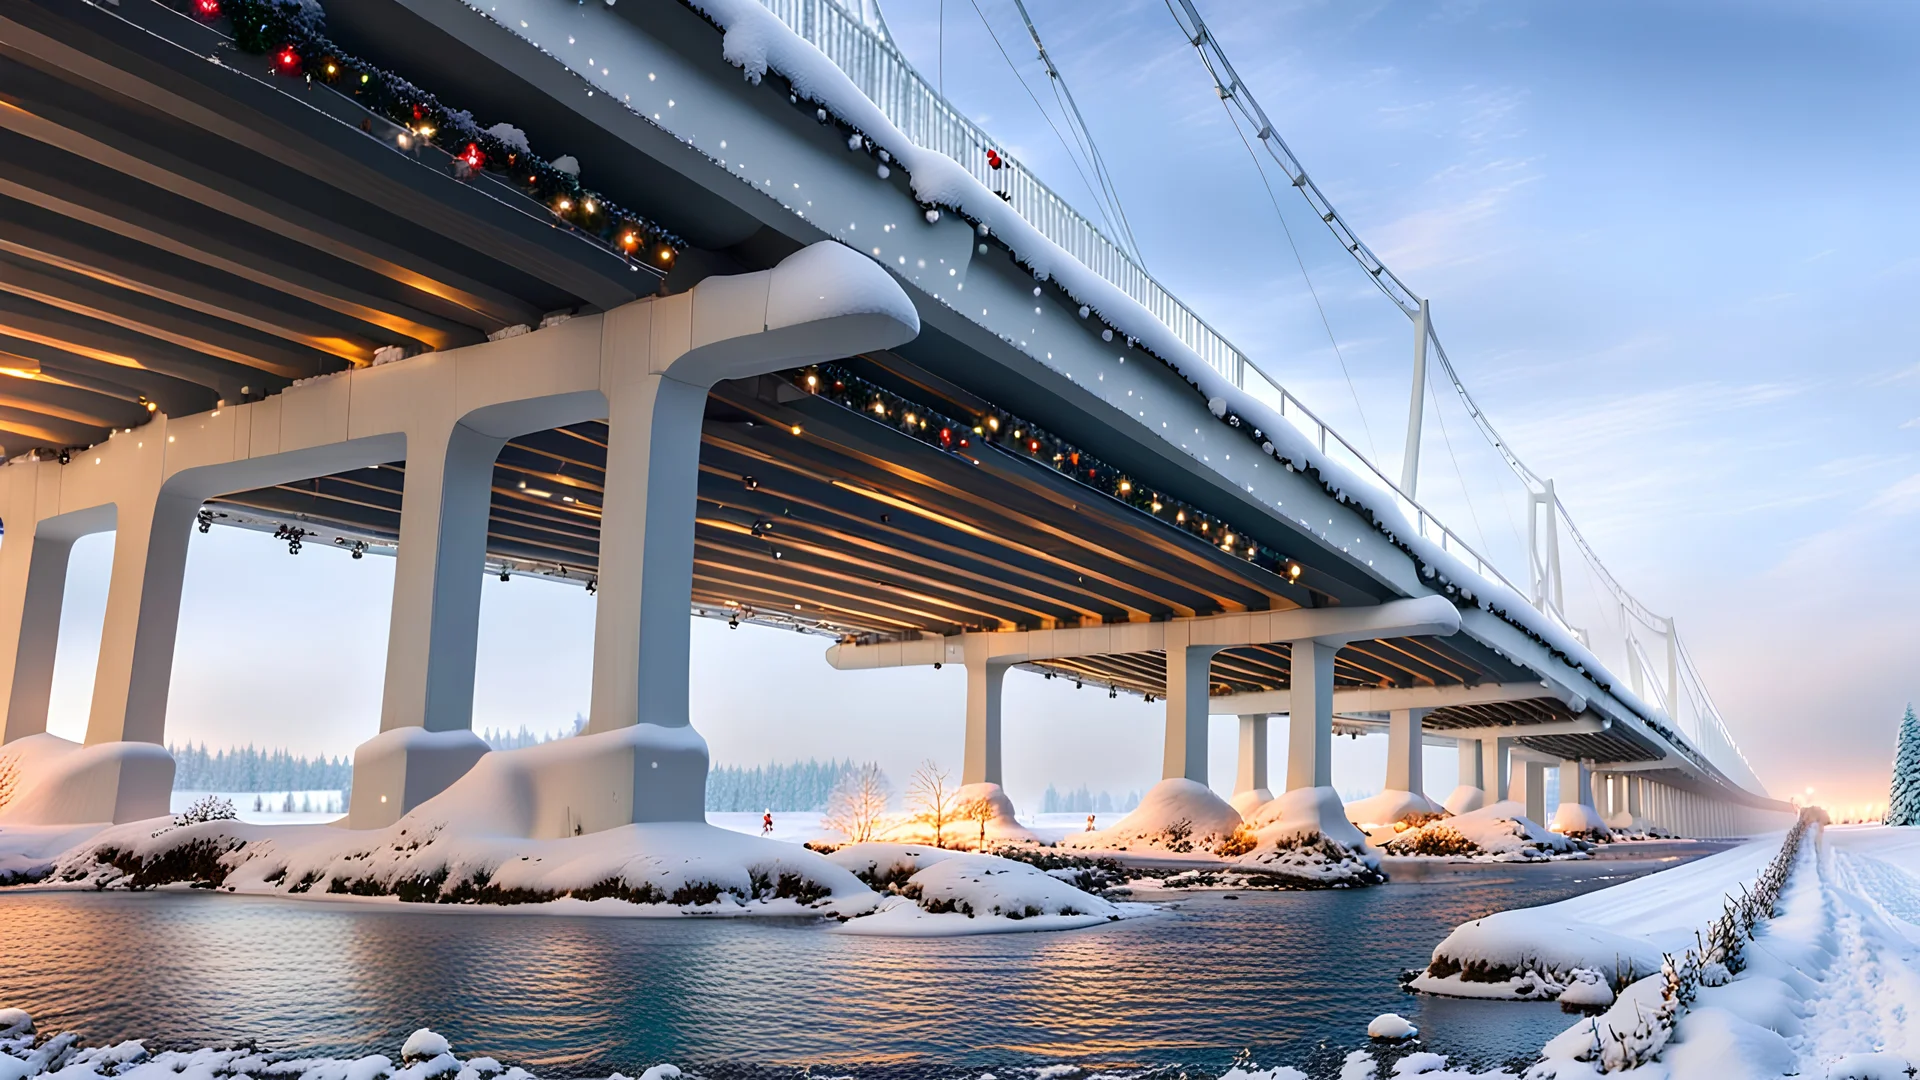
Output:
1889,704,1920,827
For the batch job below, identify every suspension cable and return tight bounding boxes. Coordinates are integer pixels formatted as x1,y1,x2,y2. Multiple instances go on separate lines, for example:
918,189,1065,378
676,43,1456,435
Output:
1160,0,1749,773
1216,95,1379,460
1010,0,1148,265
968,0,1134,257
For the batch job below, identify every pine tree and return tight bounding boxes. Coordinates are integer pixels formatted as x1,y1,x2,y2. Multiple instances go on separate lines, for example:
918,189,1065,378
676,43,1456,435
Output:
1889,704,1920,827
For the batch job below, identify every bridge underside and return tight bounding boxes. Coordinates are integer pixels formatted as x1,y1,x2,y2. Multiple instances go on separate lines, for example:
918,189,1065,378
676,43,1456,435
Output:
0,0,1773,835
201,348,1644,766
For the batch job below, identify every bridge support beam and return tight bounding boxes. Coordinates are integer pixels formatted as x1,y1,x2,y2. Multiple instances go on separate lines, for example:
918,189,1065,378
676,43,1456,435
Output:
349,417,505,828
962,650,1009,787
1284,639,1336,791
1234,714,1270,804
1163,638,1222,783
1385,708,1428,796
1481,736,1511,803
0,480,109,746
1447,738,1487,813
1511,757,1547,823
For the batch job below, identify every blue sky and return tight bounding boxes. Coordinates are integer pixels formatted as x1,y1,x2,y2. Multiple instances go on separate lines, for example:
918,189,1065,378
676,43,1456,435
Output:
38,0,1920,810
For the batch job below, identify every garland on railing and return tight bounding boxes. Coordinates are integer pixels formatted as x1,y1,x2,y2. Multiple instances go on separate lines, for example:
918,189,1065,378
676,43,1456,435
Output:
177,0,683,264
795,363,1310,608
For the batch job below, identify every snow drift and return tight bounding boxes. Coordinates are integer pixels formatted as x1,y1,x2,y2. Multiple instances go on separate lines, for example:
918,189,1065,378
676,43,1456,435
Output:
1059,778,1242,853
25,729,874,918
824,841,1143,935
1342,788,1444,829
1234,787,1384,886
1381,800,1584,861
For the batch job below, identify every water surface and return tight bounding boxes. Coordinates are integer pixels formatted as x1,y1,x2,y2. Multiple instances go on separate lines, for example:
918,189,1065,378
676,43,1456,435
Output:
0,850,1709,1078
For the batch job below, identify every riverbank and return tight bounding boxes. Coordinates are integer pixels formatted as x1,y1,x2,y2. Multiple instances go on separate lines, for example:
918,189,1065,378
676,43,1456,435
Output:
1417,821,1920,1078
0,855,1672,1076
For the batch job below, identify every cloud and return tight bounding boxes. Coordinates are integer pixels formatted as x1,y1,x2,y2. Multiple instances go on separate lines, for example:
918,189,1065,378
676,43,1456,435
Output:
1865,472,1920,514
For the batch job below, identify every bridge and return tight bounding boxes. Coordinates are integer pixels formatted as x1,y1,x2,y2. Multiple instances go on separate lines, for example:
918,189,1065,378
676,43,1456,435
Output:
0,0,1791,840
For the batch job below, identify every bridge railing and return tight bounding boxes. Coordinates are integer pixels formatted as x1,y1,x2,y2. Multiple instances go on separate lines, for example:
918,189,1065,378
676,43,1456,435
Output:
755,0,1530,607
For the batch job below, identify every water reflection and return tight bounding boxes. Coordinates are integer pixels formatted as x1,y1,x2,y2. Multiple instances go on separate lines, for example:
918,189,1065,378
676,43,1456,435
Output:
0,860,1674,1077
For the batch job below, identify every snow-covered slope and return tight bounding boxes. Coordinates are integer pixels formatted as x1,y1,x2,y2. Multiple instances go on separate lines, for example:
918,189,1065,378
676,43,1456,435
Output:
1059,778,1242,853
1382,801,1584,861
1416,832,1789,998
823,842,1147,935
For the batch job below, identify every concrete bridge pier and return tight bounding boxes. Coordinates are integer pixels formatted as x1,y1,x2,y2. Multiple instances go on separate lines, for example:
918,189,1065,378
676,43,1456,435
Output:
1230,713,1272,814
960,643,1010,787
1283,639,1337,792
1480,736,1511,803
1162,630,1223,784
1447,738,1488,813
0,243,917,831
1510,756,1548,823
1385,708,1431,801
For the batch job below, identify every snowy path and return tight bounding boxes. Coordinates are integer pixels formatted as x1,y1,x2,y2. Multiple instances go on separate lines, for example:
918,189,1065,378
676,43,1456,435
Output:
1792,828,1920,1073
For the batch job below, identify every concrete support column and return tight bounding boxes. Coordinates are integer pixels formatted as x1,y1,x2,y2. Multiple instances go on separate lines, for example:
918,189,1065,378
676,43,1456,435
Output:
84,486,195,750
1562,760,1595,808
589,372,708,735
0,516,85,744
961,653,1009,786
1517,759,1547,822
1235,714,1269,795
1284,638,1337,791
1481,736,1510,802
1386,708,1428,795
1162,640,1221,782
1458,738,1485,790
377,421,504,736
350,419,505,828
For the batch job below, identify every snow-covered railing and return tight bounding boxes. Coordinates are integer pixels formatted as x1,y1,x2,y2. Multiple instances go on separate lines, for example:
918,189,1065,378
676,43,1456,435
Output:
738,0,1752,789
752,0,1529,608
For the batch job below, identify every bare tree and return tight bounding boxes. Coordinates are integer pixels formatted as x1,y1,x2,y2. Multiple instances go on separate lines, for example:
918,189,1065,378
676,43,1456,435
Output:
960,795,997,850
822,762,891,843
907,761,958,848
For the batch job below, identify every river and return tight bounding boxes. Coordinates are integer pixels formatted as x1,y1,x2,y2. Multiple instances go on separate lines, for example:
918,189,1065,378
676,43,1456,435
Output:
0,847,1716,1079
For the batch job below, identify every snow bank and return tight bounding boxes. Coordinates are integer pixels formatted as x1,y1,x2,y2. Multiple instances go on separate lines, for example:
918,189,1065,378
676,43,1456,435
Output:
0,1014,677,1080
1416,832,1790,999
1382,801,1582,861
1234,787,1383,886
1548,802,1611,841
1442,786,1487,815
1344,789,1444,828
1229,787,1274,816
21,730,876,918
823,841,1145,935
0,734,172,827
1366,1013,1417,1041
1060,778,1243,854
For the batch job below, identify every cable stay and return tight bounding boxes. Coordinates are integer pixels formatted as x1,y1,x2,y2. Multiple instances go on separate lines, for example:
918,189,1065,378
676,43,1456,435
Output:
968,0,1139,263
1007,0,1147,267
1161,0,1755,783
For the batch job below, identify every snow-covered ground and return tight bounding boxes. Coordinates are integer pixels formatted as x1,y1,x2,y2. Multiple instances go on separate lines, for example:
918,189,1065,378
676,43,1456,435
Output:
1415,830,1791,998
0,735,1129,938
1419,821,1920,1078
